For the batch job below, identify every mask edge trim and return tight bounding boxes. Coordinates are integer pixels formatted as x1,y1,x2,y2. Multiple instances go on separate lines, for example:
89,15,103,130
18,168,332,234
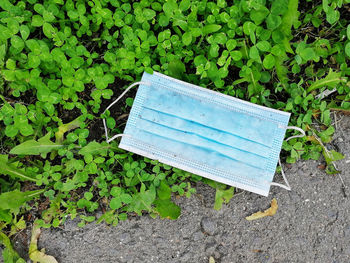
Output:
119,141,270,197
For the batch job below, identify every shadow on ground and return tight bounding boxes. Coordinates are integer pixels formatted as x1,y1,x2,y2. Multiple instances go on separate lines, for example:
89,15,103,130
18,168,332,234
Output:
6,116,350,263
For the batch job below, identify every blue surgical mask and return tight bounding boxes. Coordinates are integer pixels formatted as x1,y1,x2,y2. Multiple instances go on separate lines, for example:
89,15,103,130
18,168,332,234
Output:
103,72,304,196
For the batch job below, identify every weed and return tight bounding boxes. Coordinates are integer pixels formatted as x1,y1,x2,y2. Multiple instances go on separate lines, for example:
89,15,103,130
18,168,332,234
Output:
0,1,349,260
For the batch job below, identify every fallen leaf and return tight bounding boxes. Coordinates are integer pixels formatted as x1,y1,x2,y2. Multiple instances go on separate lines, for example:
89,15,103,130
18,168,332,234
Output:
29,223,58,263
285,163,292,169
209,256,215,263
318,164,326,170
246,198,278,221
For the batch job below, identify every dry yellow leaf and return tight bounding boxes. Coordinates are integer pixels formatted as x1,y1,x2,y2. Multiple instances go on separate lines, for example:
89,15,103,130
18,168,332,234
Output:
209,256,215,263
246,198,278,221
29,223,58,263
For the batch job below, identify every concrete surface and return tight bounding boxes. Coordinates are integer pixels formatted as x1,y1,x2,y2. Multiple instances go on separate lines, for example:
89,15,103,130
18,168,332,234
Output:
4,115,350,263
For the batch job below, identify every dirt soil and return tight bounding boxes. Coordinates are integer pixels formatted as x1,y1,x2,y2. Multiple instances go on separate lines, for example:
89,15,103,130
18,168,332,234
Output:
2,115,350,263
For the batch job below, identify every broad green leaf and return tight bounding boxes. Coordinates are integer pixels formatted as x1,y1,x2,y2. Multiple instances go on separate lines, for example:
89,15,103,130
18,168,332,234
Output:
275,56,288,85
345,42,350,57
194,55,207,66
110,186,121,197
106,117,116,129
323,149,344,174
299,47,316,61
168,60,185,79
20,25,30,40
157,181,171,200
7,20,19,34
325,163,340,174
154,199,181,219
325,8,339,24
281,0,300,37
327,150,345,162
78,141,108,156
26,39,41,54
0,44,5,61
179,0,191,11
0,209,12,223
20,124,34,137
202,178,234,210
182,31,192,46
215,33,227,45
209,44,220,57
203,24,222,35
67,10,79,20
0,0,16,12
347,25,350,40
128,185,156,215
271,0,289,15
31,15,43,27
243,21,256,35
307,69,342,92
250,7,269,25
283,38,294,54
272,30,285,44
143,8,156,20
256,41,271,52
55,116,83,143
11,35,24,50
43,22,55,38
249,46,260,61
28,54,41,67
226,39,237,51
0,155,37,182
266,14,282,30
10,133,63,156
263,54,275,69
43,102,55,116
0,231,26,263
214,187,234,210
0,25,12,40
163,0,178,16
230,50,242,61
43,10,55,22
104,51,116,63
110,197,122,209
5,125,18,137
0,189,44,211
158,15,169,27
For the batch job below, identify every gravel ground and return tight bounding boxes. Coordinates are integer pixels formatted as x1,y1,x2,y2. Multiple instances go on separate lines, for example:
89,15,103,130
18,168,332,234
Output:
3,115,350,263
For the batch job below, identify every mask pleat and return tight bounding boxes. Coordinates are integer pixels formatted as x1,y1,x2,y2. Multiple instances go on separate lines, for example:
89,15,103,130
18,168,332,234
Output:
144,85,277,147
140,107,271,158
130,127,270,184
135,117,269,170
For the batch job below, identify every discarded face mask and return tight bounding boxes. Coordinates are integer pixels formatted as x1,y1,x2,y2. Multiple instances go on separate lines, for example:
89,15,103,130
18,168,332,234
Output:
103,72,305,196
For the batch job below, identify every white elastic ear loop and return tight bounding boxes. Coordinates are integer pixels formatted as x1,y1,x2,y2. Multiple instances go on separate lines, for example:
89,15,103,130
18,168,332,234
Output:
285,126,306,141
102,81,150,143
271,126,305,191
270,158,291,190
